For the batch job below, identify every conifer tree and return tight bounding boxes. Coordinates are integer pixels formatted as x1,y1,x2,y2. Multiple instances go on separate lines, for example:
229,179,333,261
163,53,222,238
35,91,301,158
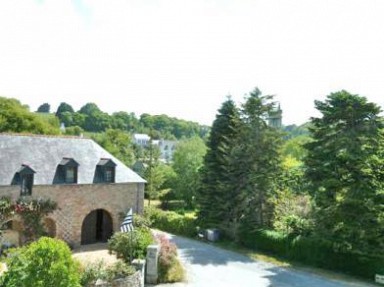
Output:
234,88,284,235
197,97,241,229
305,91,384,253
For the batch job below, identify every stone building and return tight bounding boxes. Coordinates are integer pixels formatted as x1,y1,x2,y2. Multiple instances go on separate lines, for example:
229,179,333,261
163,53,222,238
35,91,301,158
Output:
0,134,145,247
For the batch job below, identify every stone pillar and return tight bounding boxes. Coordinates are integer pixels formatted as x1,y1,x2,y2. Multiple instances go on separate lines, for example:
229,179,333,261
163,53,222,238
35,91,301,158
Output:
145,244,160,284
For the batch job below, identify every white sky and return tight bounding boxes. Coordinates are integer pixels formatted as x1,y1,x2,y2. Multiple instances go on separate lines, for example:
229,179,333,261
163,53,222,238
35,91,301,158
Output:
0,0,383,126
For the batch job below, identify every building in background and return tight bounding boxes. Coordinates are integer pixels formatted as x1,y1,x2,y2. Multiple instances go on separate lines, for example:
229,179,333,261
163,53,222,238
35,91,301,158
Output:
268,104,283,128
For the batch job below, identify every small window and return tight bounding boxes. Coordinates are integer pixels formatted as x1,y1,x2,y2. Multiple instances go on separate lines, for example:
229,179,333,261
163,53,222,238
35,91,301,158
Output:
95,158,116,183
104,167,114,183
21,173,34,196
12,164,35,196
65,166,76,183
53,158,79,184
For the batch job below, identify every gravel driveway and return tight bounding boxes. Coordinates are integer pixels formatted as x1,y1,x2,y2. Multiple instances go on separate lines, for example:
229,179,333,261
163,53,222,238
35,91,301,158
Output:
154,232,376,287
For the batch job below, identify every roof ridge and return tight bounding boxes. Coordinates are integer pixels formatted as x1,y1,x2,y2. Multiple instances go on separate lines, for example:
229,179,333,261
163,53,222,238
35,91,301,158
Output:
0,132,90,140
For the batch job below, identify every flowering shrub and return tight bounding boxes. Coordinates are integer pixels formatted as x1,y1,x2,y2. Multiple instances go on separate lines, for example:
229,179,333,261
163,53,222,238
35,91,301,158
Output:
156,234,185,283
14,197,57,243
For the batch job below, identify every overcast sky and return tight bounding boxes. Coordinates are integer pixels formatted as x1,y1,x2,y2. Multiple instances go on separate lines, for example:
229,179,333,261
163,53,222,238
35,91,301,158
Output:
0,0,383,126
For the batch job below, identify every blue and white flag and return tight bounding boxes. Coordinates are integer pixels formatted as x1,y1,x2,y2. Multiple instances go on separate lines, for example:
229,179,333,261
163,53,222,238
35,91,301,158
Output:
120,208,134,232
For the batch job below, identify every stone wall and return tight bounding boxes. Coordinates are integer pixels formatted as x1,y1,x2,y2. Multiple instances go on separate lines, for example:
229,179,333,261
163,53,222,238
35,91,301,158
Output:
0,182,145,247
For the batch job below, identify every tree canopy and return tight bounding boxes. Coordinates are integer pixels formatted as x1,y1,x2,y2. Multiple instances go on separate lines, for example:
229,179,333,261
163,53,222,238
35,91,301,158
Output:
304,90,384,253
0,97,59,134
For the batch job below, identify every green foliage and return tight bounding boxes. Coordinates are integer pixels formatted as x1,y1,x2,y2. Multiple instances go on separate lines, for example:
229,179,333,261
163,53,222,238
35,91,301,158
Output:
240,229,384,279
55,101,209,140
78,103,111,132
79,260,107,287
281,135,311,161
92,129,135,167
141,141,162,205
36,103,50,113
156,234,185,283
139,113,209,140
198,90,284,240
14,197,57,243
0,97,60,134
271,189,313,236
64,125,84,136
0,197,13,239
105,261,136,281
79,261,136,286
220,88,283,240
304,90,384,253
108,227,154,262
145,206,196,237
0,237,81,287
171,137,207,208
198,97,241,231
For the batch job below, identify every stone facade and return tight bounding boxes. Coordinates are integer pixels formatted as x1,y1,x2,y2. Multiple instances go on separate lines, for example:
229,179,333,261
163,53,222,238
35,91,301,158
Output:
0,182,144,247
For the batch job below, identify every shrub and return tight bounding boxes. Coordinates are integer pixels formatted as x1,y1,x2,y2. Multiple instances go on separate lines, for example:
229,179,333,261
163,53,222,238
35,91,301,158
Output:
108,227,153,263
240,229,384,280
156,234,185,283
79,260,135,287
0,237,81,287
105,261,136,281
145,206,196,237
79,260,107,287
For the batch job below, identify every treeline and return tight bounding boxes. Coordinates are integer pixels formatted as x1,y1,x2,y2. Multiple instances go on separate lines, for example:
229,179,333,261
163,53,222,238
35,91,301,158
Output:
53,102,209,140
0,96,211,172
195,88,384,279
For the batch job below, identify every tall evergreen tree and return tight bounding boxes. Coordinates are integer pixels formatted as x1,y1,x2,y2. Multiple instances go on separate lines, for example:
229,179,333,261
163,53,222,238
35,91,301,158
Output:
197,97,240,230
304,90,384,253
235,88,284,235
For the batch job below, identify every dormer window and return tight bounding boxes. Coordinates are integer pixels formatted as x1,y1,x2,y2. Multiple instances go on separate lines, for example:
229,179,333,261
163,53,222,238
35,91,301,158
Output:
55,158,79,184
95,158,116,183
12,164,35,196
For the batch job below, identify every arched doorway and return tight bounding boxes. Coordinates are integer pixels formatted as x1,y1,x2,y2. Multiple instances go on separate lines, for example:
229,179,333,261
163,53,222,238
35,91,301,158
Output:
81,209,113,245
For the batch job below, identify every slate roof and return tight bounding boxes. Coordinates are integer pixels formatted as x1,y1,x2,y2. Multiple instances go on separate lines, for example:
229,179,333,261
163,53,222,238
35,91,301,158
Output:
0,134,146,185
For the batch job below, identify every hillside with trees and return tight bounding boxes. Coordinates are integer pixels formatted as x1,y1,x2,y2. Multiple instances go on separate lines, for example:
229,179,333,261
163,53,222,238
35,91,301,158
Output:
55,101,209,140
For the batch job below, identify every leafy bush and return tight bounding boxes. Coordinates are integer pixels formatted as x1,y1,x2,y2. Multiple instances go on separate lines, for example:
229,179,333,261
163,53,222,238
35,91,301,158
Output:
79,260,135,286
145,206,196,237
156,234,185,283
240,229,384,279
108,227,153,262
105,261,136,280
79,260,107,287
0,237,81,287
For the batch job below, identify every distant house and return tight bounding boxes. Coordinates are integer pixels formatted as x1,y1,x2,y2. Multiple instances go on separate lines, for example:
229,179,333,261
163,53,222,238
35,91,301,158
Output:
0,134,145,247
133,134,151,147
157,139,177,163
133,134,178,163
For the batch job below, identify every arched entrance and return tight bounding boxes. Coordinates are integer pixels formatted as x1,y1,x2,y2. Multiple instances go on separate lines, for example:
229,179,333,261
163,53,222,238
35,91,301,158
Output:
81,209,113,245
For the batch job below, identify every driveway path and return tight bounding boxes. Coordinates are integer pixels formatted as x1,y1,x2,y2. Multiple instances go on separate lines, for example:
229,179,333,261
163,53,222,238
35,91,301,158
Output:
154,232,376,287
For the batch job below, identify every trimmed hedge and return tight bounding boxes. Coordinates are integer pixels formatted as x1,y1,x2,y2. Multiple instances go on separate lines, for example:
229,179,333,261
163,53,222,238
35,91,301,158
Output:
240,229,384,280
145,207,196,237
